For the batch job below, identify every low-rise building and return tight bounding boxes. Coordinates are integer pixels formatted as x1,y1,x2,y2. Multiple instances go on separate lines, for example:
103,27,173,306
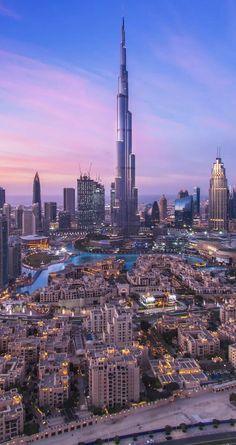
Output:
178,327,220,358
0,389,24,442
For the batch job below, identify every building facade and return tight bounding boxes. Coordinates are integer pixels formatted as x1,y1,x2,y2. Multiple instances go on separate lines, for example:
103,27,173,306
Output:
0,215,8,289
32,172,42,229
209,156,229,231
159,195,167,221
63,188,75,219
77,175,105,231
175,195,193,228
111,20,139,235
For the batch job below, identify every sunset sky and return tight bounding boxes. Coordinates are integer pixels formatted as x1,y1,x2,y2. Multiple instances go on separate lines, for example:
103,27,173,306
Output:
1,0,236,200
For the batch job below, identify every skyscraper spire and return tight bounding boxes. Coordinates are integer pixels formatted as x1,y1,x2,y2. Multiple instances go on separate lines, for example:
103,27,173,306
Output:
111,19,139,235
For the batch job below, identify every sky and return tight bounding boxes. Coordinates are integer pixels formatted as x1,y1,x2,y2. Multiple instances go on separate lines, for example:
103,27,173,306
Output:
1,0,236,201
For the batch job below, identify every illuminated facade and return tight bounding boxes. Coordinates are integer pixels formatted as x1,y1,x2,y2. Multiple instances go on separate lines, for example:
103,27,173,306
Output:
77,175,105,231
209,156,229,231
175,195,193,228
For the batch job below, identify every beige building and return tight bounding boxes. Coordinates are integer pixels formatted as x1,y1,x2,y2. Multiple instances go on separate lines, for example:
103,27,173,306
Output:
178,327,220,358
86,304,133,348
229,344,236,368
0,389,24,442
0,355,25,390
89,349,140,408
220,299,236,323
38,352,69,408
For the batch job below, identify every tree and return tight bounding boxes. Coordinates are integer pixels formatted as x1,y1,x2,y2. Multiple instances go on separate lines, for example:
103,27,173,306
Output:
165,425,172,435
114,436,120,444
213,419,219,428
140,319,151,332
179,423,187,432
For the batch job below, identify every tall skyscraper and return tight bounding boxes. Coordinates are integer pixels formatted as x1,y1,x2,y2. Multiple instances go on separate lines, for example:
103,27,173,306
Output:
159,195,167,221
111,19,139,235
14,205,23,231
63,188,75,219
145,201,160,227
58,211,71,230
0,215,8,289
0,188,5,209
209,155,229,231
33,172,42,229
193,187,200,216
77,175,105,231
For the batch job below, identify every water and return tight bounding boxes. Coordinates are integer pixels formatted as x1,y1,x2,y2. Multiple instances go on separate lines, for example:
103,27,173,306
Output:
19,252,138,294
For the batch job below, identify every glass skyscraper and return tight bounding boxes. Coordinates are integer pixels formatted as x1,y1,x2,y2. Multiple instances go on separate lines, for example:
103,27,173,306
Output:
0,215,8,289
209,156,228,231
175,195,193,228
77,175,105,231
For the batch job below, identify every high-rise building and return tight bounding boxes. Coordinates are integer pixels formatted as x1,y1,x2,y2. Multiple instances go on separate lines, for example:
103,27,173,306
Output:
209,156,229,231
0,215,8,289
77,175,105,231
0,188,6,209
44,202,57,222
14,206,23,231
63,188,75,219
22,209,36,236
58,211,71,230
2,204,11,235
145,201,160,227
111,19,139,235
159,195,167,221
175,195,193,228
89,349,140,408
8,241,21,280
193,187,200,216
229,186,236,220
32,172,42,229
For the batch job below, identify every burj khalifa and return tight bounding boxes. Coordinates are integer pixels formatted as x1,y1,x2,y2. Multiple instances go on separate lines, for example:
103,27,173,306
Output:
111,19,139,235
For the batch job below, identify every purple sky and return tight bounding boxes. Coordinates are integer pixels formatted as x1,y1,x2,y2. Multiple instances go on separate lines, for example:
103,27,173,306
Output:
0,0,236,199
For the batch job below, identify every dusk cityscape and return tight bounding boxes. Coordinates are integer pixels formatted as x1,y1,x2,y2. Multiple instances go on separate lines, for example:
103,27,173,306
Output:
1,2,236,445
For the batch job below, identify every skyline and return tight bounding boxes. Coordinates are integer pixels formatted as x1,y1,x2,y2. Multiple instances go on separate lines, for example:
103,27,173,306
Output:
1,0,236,197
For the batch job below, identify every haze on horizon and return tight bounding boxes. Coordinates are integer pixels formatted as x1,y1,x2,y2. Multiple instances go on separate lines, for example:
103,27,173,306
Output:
1,0,236,197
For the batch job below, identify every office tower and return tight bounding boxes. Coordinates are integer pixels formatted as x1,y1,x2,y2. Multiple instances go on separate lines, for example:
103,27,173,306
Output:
159,195,167,221
229,186,236,219
44,202,57,222
58,211,71,230
77,175,105,231
175,195,193,228
22,209,36,236
209,155,229,231
8,241,21,280
32,172,42,228
2,204,11,235
110,182,116,222
111,19,139,235
0,215,8,289
178,190,189,199
193,187,200,216
0,188,5,209
145,201,160,227
63,188,75,219
15,206,23,231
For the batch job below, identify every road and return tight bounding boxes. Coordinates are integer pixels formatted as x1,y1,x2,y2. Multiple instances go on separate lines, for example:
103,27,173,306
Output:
34,391,236,445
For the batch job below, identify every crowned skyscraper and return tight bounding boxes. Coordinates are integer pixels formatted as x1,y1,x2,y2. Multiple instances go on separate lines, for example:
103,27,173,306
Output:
209,154,229,231
111,19,139,235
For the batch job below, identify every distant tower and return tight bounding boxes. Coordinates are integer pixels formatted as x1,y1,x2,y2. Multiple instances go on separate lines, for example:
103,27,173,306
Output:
159,195,167,221
111,19,139,235
0,215,8,289
209,155,229,231
0,187,6,209
3,203,11,235
63,188,75,219
178,190,189,199
193,187,200,216
33,172,42,230
8,241,21,280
